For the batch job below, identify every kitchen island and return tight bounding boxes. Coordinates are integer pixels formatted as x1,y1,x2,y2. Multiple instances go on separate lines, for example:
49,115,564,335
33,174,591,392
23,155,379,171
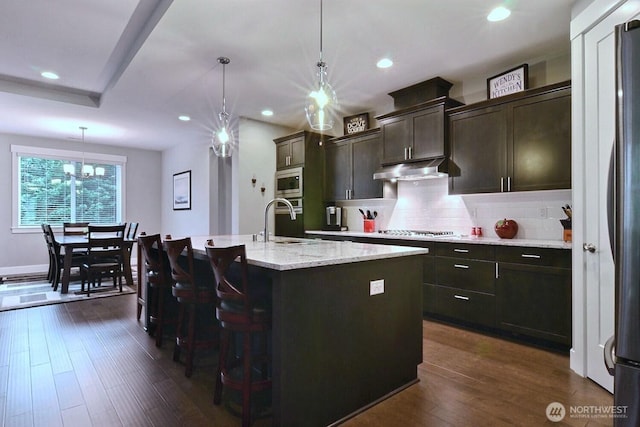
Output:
188,235,428,427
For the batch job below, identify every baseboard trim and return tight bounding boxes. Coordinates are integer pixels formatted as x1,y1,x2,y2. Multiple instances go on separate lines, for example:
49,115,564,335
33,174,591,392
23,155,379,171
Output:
0,264,48,277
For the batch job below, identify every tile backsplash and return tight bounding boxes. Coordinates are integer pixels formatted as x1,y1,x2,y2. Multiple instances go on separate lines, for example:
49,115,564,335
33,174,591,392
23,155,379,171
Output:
338,178,571,241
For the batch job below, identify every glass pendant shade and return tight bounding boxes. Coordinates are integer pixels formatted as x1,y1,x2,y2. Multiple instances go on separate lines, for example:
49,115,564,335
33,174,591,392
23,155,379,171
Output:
211,57,234,158
82,164,94,177
63,163,75,175
95,166,105,176
305,0,338,131
306,62,338,131
212,111,234,158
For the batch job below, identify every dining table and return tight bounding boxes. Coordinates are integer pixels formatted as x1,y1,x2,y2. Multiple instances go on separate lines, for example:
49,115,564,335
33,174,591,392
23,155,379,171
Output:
55,234,135,294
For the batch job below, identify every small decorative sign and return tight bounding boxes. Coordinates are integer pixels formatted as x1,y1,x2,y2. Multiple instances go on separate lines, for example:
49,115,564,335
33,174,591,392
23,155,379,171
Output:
343,113,369,135
487,64,528,99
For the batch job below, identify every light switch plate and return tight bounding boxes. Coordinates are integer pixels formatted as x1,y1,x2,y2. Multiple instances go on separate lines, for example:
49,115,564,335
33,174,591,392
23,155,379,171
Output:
370,279,384,296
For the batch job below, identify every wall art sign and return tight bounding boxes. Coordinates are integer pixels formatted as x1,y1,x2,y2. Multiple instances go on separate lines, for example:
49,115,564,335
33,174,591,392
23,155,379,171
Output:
343,112,369,135
487,64,528,99
173,170,191,210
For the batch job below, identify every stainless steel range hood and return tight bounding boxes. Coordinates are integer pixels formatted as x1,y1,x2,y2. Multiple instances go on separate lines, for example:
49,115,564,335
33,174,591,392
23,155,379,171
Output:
373,157,448,181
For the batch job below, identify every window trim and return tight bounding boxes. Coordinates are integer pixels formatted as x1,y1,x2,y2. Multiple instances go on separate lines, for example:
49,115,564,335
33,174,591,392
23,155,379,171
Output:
11,144,128,234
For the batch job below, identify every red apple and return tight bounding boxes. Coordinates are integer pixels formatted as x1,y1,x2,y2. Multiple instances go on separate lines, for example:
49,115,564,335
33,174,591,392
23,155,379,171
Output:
494,218,518,239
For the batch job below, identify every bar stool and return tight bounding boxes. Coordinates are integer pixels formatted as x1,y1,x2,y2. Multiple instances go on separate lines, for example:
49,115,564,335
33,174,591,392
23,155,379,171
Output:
205,242,271,427
163,236,217,377
138,233,175,347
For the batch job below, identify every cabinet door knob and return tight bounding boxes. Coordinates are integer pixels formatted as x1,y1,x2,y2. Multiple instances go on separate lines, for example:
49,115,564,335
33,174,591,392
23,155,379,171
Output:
583,243,596,253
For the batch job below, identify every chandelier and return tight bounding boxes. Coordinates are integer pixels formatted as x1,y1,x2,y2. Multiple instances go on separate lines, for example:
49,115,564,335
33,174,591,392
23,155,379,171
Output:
63,127,105,178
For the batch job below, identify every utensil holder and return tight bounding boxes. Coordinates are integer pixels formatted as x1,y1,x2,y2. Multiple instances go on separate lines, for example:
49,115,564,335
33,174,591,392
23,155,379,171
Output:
363,219,375,233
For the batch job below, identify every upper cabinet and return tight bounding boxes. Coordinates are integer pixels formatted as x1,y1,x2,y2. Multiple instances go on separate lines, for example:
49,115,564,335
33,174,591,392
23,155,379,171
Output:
275,133,307,170
325,128,383,201
448,81,571,195
376,97,463,165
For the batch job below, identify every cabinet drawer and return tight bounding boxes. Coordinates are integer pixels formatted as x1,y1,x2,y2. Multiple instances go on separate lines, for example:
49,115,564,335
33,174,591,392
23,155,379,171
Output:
495,246,571,268
434,286,495,328
436,257,495,294
435,242,495,260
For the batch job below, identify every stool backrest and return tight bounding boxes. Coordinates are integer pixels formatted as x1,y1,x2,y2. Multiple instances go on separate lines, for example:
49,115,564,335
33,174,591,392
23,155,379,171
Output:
138,233,168,284
163,237,194,286
206,244,250,312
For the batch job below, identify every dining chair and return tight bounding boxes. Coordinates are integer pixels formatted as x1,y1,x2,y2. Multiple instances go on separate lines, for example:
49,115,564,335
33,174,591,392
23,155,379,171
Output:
63,222,90,236
43,224,87,291
80,224,126,296
125,222,139,240
41,224,55,284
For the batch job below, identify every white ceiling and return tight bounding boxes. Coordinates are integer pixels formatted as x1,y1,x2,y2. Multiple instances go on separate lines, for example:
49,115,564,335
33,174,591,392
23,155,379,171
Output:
0,0,575,151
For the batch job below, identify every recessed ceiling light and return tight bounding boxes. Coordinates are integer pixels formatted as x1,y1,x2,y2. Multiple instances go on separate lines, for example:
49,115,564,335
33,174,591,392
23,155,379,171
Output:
261,109,274,117
487,6,511,22
41,71,59,80
178,115,191,121
376,58,393,69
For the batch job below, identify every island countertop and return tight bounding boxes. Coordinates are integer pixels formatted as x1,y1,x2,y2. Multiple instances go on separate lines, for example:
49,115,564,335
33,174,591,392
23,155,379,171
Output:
188,234,429,271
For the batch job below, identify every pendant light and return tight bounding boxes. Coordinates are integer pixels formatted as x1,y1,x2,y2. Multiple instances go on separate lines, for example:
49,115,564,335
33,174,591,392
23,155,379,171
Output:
63,127,105,178
211,57,234,158
305,0,338,131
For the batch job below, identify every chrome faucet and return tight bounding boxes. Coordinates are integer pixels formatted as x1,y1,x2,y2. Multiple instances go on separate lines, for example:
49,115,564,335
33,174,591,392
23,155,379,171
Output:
264,198,296,242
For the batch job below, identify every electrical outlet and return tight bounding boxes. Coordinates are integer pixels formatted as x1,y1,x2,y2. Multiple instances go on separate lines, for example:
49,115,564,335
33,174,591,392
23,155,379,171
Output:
538,207,548,219
370,279,384,296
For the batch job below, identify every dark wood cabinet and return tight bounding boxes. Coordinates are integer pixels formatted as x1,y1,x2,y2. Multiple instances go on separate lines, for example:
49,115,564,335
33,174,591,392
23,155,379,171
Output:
325,128,382,201
274,131,326,237
495,246,571,346
448,81,571,194
307,233,572,349
431,242,496,328
275,134,306,170
376,97,463,165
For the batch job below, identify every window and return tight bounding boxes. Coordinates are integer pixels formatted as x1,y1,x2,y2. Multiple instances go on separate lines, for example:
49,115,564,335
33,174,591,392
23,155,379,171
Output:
12,145,126,231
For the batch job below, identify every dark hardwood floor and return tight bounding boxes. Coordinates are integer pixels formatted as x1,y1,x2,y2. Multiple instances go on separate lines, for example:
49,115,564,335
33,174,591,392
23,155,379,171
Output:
0,293,612,426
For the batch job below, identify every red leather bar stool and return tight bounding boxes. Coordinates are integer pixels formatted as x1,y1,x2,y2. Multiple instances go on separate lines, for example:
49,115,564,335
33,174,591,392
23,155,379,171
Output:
205,242,271,427
138,233,175,347
163,236,217,377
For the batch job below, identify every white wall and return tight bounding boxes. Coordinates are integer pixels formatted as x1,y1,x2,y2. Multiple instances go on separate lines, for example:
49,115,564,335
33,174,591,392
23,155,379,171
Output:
235,118,294,235
161,140,219,237
0,132,162,274
337,179,571,240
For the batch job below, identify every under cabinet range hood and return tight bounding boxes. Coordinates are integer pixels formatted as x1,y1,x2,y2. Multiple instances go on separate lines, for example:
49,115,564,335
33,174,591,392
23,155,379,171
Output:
373,157,448,181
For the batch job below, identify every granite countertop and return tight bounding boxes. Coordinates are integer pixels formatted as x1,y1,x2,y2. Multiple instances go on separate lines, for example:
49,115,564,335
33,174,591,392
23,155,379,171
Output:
188,234,429,271
305,230,572,250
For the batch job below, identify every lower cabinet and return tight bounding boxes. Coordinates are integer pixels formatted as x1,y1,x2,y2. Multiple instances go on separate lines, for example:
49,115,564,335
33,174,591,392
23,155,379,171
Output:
495,246,571,346
309,233,571,348
429,243,496,328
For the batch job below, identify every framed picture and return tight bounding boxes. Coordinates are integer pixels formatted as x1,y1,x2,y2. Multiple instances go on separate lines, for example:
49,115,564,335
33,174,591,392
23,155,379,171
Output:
173,170,191,210
343,112,369,135
487,64,528,99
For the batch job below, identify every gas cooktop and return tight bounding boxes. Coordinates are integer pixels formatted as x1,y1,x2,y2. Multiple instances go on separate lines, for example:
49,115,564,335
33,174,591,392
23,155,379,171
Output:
378,229,456,238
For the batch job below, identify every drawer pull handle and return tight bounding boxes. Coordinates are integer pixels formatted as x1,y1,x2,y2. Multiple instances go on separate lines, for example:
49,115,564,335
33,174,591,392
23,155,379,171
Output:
454,264,469,269
453,249,469,253
521,254,541,259
454,295,470,301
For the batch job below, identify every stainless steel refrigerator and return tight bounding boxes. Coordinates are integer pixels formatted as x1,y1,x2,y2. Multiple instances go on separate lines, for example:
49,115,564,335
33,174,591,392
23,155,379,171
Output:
606,18,640,427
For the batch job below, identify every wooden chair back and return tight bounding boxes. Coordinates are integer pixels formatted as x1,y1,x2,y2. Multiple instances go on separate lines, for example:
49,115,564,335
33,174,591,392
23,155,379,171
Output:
63,222,90,236
86,224,126,261
125,222,139,240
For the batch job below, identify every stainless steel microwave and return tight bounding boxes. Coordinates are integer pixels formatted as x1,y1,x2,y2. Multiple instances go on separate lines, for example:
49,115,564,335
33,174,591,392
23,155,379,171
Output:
275,167,303,198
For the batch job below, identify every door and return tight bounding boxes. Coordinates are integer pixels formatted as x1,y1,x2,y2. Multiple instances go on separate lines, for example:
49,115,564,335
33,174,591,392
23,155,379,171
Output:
578,7,640,392
351,132,382,199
